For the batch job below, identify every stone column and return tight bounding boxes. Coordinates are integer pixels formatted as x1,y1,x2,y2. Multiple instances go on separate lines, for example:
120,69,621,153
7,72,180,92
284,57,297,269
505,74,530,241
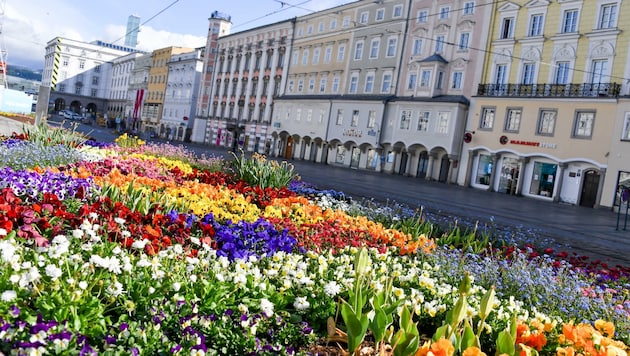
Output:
487,153,500,192
515,157,529,196
594,168,606,208
464,149,477,187
425,152,437,181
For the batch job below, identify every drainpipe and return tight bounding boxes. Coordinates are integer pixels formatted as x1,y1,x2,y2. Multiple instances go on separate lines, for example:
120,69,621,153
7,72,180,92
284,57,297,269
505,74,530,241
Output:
323,97,334,165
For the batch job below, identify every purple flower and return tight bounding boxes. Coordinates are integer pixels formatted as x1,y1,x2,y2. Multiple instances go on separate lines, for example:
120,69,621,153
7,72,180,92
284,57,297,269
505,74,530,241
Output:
10,305,20,317
119,323,129,331
105,335,117,344
170,344,182,353
49,330,73,341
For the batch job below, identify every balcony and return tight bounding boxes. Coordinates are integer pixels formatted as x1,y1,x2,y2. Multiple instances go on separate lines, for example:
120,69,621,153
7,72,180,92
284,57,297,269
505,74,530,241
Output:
477,82,620,98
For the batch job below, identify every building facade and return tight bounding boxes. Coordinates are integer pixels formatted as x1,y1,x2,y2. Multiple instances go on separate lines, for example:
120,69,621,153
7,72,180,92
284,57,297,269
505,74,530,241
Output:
162,48,204,141
109,52,143,122
141,46,193,137
42,37,138,116
458,0,630,208
192,11,233,143
199,19,294,153
128,53,152,133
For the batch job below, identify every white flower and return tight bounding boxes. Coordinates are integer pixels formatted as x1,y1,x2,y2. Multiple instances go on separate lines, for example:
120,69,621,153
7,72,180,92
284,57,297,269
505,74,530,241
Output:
260,298,274,316
0,228,7,236
1,290,17,302
45,264,63,280
78,281,88,290
172,282,181,292
72,229,84,239
88,212,98,220
323,281,341,297
148,287,155,294
132,239,149,249
114,217,126,225
293,296,310,311
107,281,124,297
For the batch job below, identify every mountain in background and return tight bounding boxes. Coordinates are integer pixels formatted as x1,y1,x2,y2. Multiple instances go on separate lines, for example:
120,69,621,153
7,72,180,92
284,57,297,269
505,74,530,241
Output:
7,65,43,81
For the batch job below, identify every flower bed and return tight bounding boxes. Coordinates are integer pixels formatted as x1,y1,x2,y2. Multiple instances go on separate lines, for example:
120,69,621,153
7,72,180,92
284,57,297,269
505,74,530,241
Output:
0,126,629,355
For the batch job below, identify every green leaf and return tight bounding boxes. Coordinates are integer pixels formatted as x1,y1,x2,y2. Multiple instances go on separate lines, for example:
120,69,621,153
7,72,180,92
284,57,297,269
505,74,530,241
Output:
496,330,515,356
479,286,496,320
460,324,478,351
341,302,368,354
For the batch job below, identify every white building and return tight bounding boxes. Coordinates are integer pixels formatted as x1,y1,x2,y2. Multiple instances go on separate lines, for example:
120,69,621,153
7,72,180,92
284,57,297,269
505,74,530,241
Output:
162,48,204,141
42,37,141,115
109,52,144,122
128,53,152,133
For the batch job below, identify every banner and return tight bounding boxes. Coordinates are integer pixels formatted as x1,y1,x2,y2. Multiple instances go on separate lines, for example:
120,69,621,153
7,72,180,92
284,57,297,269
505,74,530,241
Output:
133,89,144,119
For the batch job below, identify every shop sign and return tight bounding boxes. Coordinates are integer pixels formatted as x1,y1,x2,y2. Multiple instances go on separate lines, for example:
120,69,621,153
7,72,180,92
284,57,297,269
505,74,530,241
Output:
509,139,557,149
343,128,363,137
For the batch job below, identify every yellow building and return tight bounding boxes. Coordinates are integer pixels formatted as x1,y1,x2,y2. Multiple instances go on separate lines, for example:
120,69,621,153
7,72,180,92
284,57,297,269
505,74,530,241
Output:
458,0,629,208
142,46,193,137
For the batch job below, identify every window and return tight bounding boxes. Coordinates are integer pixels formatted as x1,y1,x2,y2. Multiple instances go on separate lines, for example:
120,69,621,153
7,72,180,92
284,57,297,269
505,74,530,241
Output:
622,113,630,140
591,60,608,84
555,62,570,84
599,3,617,29
351,110,359,127
324,46,332,63
417,111,429,131
463,2,475,15
297,28,303,37
480,107,495,129
312,48,320,64
342,16,350,27
330,19,337,30
296,108,302,121
367,111,376,128
400,110,412,130
360,12,369,24
529,14,544,36
393,5,403,17
307,25,313,34
439,6,450,19
501,17,515,39
451,72,463,89
369,39,380,58
288,79,294,93
79,60,85,69
435,35,445,53
354,41,364,60
495,64,507,95
522,63,536,84
436,112,449,134
337,44,346,62
91,89,97,97
349,75,358,93
574,111,595,138
537,110,556,135
307,109,313,122
92,76,99,85
436,71,444,89
297,79,304,92
505,108,522,132
381,73,392,93
562,9,578,33
308,78,315,92
458,33,470,50
336,109,343,125
476,155,493,186
362,74,374,93
407,73,417,90
386,37,397,57
412,38,423,55
62,56,69,66
292,50,300,65
420,70,431,87
376,9,385,21
417,10,428,23
319,78,327,93
530,162,557,197
332,75,340,93
94,64,101,73
302,49,309,65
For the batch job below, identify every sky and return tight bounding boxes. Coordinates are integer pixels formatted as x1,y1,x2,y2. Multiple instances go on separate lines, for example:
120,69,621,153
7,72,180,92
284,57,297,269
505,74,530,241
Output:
3,0,353,70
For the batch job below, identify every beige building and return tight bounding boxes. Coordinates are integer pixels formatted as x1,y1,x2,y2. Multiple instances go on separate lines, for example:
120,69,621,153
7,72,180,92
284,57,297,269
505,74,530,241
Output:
458,0,630,208
271,1,359,163
142,46,193,137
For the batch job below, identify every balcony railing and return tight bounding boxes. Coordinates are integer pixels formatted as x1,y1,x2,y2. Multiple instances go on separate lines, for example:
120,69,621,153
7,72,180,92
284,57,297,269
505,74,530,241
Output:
477,82,620,98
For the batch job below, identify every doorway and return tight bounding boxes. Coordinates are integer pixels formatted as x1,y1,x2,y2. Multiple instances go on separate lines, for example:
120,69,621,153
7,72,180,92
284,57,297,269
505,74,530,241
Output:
350,147,360,168
397,152,408,175
438,156,450,182
580,170,600,208
285,136,293,159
